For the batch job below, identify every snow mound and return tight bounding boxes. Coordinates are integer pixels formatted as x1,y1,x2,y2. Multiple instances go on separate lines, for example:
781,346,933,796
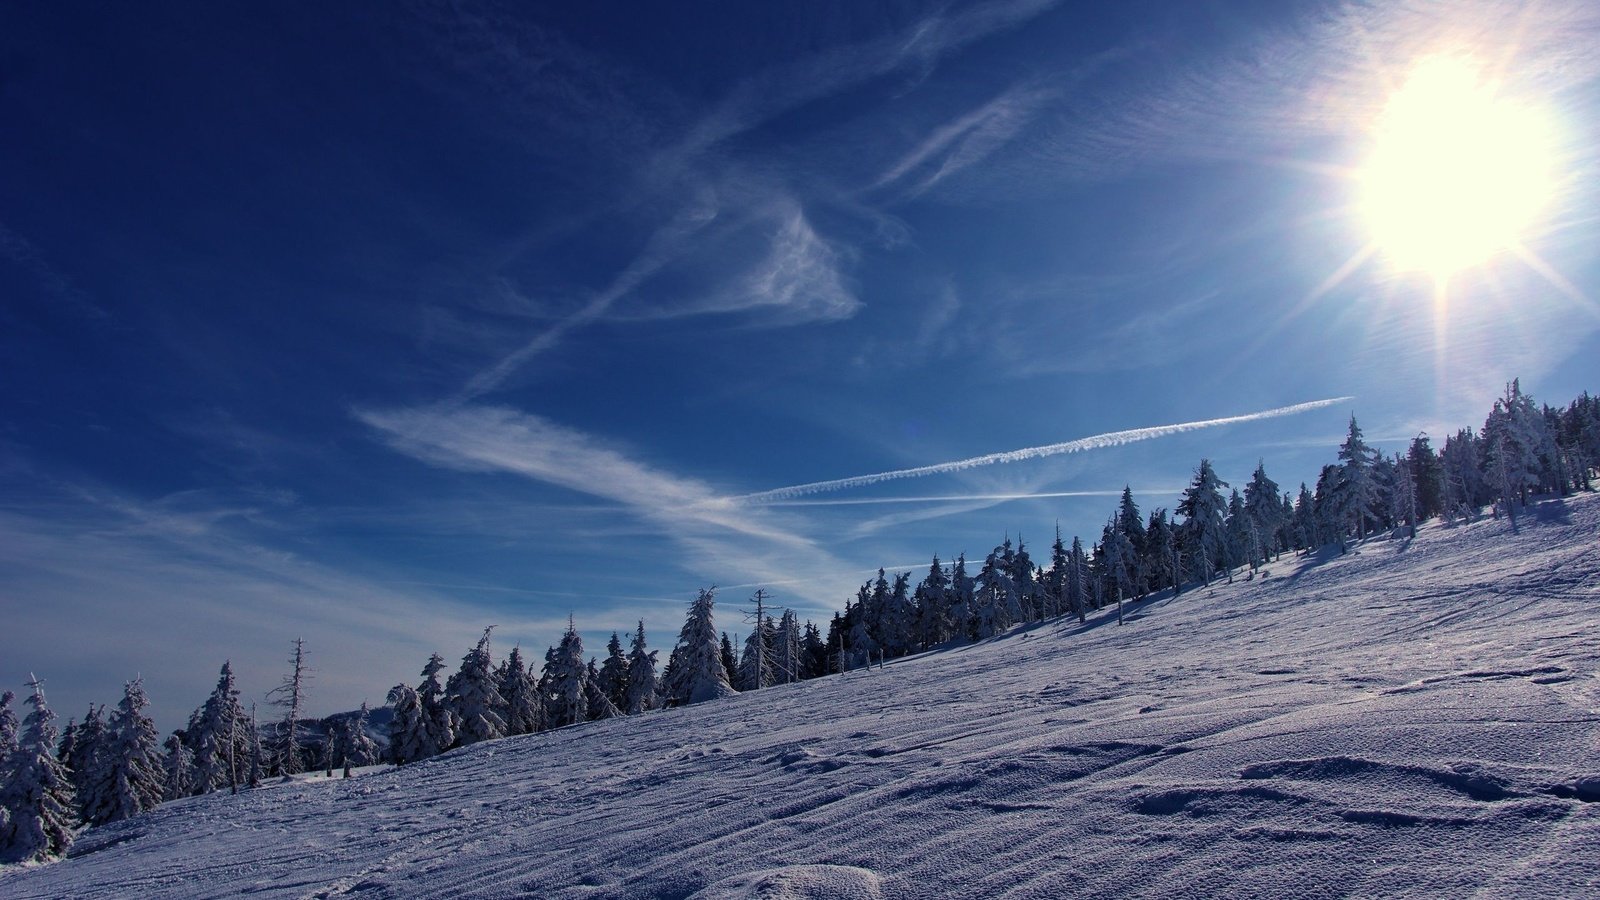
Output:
690,864,883,900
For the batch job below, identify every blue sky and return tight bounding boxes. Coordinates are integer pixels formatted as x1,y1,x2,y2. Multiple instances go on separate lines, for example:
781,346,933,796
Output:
4,0,1599,729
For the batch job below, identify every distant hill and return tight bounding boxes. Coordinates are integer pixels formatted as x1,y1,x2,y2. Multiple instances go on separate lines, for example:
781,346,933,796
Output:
5,493,1598,899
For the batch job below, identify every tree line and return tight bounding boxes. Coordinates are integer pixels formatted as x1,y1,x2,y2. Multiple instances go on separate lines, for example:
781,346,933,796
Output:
3,381,1596,863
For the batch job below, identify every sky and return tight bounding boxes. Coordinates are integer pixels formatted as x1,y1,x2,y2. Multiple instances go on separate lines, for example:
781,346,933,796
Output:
3,0,1599,731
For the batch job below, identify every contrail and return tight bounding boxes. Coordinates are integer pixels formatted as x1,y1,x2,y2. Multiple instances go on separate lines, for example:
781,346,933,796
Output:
732,397,1351,504
754,490,1172,507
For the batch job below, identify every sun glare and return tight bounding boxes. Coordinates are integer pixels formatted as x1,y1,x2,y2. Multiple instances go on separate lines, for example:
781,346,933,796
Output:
1359,55,1558,280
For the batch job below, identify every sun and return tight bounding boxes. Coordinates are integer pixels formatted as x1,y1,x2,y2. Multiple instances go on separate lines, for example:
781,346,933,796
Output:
1358,55,1558,281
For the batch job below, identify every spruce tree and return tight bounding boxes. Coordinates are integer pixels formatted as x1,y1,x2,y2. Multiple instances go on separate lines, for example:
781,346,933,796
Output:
0,677,76,862
1177,459,1230,583
384,684,430,764
623,621,659,714
773,610,803,685
499,646,543,736
544,619,588,727
417,653,457,755
345,704,379,770
597,633,629,712
190,661,249,795
1337,415,1380,540
718,632,738,685
449,628,507,746
584,660,622,721
83,678,164,826
161,733,194,800
63,703,106,822
662,588,738,706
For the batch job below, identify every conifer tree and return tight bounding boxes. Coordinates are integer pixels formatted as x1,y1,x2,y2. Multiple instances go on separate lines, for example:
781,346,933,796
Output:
449,627,507,746
1177,459,1230,583
385,683,430,765
597,633,629,712
915,556,954,646
801,621,828,679
718,632,738,685
162,733,194,800
0,677,75,862
583,660,622,721
499,646,543,736
266,639,309,777
190,662,249,795
1242,461,1283,563
772,610,803,685
0,691,18,771
345,704,379,771
970,545,1016,639
1337,415,1380,540
1065,537,1089,622
83,678,164,826
417,653,457,755
544,619,589,727
949,554,976,638
662,588,738,706
623,621,660,714
63,703,105,822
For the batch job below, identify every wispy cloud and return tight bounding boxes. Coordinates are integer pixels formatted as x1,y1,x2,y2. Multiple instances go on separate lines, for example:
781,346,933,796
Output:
873,84,1052,198
356,403,855,609
733,397,1353,503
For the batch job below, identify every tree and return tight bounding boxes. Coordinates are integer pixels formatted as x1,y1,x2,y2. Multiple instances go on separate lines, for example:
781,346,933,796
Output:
265,638,310,777
583,660,622,721
449,627,507,746
161,733,194,801
1242,461,1283,563
62,703,106,821
190,662,249,795
417,653,457,755
773,610,803,685
738,591,775,691
661,588,738,707
623,621,659,714
969,544,1016,639
597,633,629,712
500,646,543,736
718,632,738,686
0,676,76,862
344,704,379,773
1336,415,1380,540
1177,459,1230,583
0,691,17,771
83,678,165,826
544,619,589,728
385,683,430,765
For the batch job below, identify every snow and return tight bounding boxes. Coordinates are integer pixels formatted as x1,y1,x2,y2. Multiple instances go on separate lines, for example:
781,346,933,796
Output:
5,494,1600,897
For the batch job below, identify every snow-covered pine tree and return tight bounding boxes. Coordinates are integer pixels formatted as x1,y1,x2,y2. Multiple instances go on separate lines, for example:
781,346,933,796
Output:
623,621,659,714
773,610,802,685
1143,511,1177,595
190,661,249,795
915,556,953,646
584,660,622,721
597,633,629,712
1336,415,1380,540
0,676,76,863
544,619,588,728
661,588,738,706
82,678,164,826
246,704,263,789
845,585,879,669
1177,459,1230,583
1066,537,1089,622
64,703,106,822
448,627,507,746
718,632,738,685
385,683,430,765
949,554,976,638
881,574,917,656
0,691,17,773
737,591,776,691
417,652,457,755
345,703,379,771
161,733,193,800
1223,489,1250,580
500,646,543,736
970,545,1016,639
265,638,309,776
1115,489,1147,597
1242,461,1283,564
801,621,827,678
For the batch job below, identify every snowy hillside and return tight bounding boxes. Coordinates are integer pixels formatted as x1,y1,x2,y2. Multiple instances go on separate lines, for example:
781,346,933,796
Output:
6,495,1600,899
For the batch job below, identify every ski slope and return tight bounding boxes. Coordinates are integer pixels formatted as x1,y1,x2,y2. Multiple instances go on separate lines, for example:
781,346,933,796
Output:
6,494,1600,899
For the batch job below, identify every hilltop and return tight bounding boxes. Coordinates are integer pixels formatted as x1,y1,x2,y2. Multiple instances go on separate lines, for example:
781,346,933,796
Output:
5,493,1598,899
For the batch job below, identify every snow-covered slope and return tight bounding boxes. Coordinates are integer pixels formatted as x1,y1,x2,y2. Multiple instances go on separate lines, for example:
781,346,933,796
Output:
7,495,1600,899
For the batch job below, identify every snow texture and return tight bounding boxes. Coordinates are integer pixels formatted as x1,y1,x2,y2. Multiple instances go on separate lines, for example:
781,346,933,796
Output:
4,494,1599,897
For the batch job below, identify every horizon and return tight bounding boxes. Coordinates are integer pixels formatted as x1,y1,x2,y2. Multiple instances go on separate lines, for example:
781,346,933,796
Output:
4,0,1599,731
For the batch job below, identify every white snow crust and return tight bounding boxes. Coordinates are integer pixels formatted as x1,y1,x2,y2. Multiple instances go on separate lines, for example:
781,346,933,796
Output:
5,495,1599,898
